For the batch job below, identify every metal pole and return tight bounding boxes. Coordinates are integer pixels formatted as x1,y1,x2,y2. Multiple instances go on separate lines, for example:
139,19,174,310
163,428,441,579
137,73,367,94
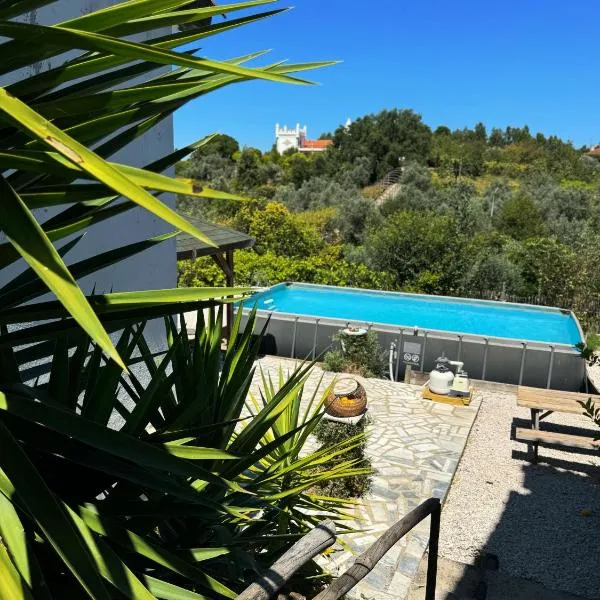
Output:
421,332,428,373
481,338,489,381
395,329,404,381
519,343,527,385
312,319,320,360
457,335,463,362
425,500,441,600
291,317,298,359
546,345,555,389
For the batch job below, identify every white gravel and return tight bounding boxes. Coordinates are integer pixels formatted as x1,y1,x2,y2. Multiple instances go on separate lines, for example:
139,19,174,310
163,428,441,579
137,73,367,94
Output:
439,387,600,599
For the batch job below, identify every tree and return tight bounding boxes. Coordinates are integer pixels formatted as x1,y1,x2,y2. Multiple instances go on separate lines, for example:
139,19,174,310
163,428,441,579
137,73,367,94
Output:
498,193,546,240
489,128,505,147
190,133,239,158
247,202,320,257
283,151,314,187
235,147,268,190
434,125,452,137
380,162,433,215
483,180,512,220
474,122,488,142
335,155,372,188
181,152,236,187
365,211,458,288
505,125,532,144
430,129,485,177
400,161,432,190
333,194,379,245
275,176,361,212
510,237,578,301
436,181,486,235
464,253,523,294
332,109,433,182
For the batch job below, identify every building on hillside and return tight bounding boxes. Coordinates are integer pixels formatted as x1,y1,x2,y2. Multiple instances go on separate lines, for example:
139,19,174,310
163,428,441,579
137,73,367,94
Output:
275,123,333,154
586,144,600,157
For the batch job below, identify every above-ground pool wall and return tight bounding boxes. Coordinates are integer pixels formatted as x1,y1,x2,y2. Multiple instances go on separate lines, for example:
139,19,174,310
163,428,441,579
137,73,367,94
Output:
240,311,586,392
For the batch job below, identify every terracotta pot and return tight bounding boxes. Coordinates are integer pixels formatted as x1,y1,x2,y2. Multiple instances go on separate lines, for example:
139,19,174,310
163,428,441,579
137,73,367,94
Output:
325,378,367,418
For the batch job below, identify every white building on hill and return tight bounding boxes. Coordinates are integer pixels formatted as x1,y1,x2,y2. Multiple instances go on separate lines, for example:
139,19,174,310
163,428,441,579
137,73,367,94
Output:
275,123,333,155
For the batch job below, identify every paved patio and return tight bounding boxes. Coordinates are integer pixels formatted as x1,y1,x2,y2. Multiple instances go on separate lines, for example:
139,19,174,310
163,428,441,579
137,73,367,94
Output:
251,357,481,600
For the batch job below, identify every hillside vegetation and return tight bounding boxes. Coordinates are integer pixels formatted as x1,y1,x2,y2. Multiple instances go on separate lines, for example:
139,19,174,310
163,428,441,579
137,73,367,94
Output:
177,109,600,331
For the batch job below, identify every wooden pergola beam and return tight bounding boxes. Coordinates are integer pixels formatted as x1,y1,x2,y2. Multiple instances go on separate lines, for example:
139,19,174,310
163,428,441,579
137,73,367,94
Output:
210,251,235,333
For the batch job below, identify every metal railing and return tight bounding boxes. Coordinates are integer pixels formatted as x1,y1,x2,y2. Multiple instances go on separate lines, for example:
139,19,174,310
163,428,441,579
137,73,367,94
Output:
247,308,580,390
373,167,403,198
314,498,441,600
235,498,441,600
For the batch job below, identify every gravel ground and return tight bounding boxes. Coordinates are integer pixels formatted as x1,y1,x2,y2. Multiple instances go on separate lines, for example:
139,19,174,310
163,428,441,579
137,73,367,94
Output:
439,388,600,599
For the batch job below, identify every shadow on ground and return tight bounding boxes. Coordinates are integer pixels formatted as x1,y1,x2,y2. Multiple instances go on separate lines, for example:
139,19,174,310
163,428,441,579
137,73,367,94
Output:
409,431,600,599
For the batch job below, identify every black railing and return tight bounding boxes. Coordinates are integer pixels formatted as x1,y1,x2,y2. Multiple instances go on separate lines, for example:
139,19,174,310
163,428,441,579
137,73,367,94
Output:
314,497,441,600
236,497,441,600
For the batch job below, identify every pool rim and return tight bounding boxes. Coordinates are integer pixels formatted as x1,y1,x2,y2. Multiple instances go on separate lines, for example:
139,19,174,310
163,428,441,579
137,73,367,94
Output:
240,281,585,350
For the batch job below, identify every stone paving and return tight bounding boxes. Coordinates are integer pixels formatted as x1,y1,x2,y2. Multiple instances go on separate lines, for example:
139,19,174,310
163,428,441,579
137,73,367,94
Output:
251,357,481,600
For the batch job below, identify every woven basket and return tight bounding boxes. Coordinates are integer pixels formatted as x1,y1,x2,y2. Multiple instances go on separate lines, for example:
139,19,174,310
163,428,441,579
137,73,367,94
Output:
325,378,367,418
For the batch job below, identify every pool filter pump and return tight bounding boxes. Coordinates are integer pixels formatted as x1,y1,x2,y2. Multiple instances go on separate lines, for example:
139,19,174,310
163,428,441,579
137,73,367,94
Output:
429,354,470,397
450,369,470,397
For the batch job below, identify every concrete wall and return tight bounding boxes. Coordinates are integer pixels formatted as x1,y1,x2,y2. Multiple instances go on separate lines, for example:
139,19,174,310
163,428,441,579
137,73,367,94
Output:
241,312,587,392
0,1,176,348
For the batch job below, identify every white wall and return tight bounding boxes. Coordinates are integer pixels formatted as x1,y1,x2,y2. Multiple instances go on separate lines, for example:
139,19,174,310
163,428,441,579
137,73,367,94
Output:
276,132,300,154
1,1,177,348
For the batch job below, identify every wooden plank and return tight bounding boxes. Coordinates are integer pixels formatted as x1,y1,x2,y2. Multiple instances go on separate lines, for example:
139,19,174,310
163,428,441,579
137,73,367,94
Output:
422,386,472,406
518,397,584,415
235,521,336,600
518,386,599,401
515,427,600,450
517,386,600,414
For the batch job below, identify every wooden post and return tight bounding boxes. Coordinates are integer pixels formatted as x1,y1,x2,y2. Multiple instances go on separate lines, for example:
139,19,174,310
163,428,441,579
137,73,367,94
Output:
209,250,236,339
404,364,412,384
226,250,234,336
235,521,336,600
531,408,540,463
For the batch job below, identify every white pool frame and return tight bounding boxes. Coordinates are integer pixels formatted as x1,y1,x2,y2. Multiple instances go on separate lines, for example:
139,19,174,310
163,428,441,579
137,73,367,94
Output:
239,283,587,391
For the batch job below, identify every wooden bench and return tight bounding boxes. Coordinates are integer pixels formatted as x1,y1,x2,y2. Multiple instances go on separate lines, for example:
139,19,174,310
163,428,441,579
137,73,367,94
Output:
515,386,600,462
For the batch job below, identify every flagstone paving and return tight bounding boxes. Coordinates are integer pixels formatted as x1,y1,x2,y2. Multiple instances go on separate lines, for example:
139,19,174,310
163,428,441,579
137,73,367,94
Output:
251,357,481,600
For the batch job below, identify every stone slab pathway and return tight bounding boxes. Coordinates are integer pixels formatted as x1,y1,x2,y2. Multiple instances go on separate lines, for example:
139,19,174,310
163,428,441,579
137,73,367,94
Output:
251,357,481,600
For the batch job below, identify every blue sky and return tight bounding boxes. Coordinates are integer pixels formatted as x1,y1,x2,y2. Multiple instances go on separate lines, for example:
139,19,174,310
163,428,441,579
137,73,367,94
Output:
174,0,599,151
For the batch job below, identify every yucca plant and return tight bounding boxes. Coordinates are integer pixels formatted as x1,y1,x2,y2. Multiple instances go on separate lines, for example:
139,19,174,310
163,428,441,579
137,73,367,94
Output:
239,366,369,544
0,307,364,599
0,0,334,367
0,2,350,598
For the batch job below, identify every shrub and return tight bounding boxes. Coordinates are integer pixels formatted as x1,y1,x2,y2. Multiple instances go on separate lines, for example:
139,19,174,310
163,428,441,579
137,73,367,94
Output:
577,334,600,366
178,247,395,290
313,418,373,498
323,330,387,378
0,2,340,598
0,308,363,598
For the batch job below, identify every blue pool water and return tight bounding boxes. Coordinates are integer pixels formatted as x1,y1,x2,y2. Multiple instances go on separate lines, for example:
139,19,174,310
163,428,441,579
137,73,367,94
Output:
246,283,582,345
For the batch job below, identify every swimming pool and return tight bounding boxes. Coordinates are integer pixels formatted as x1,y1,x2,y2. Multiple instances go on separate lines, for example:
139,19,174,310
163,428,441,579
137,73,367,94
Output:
239,283,586,391
249,283,582,346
